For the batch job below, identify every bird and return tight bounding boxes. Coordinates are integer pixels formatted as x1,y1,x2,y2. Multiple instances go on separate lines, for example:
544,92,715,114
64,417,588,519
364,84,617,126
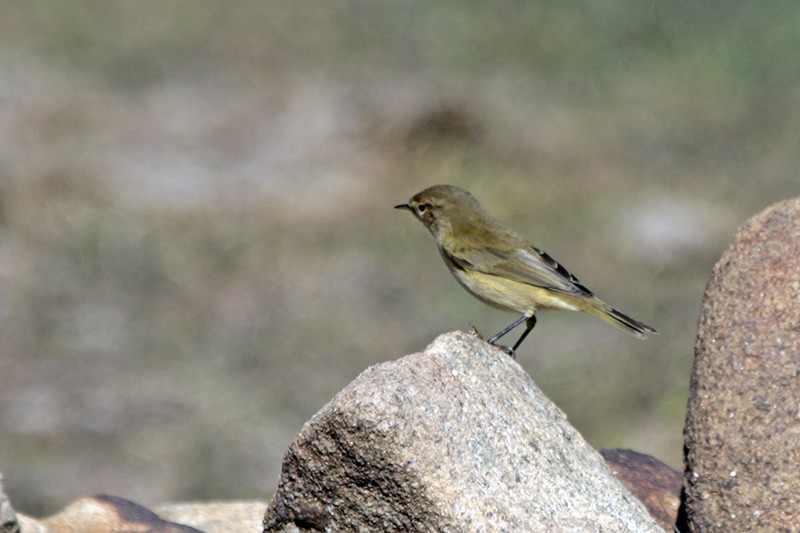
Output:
395,184,656,356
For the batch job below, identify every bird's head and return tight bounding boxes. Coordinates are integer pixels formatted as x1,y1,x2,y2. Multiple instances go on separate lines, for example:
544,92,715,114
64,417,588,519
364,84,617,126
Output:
395,184,481,236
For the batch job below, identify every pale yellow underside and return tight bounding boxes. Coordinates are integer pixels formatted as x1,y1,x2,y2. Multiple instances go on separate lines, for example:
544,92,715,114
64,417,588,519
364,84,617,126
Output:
450,266,582,315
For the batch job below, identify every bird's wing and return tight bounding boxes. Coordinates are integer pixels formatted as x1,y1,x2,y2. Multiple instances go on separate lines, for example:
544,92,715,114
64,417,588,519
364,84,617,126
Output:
445,243,593,297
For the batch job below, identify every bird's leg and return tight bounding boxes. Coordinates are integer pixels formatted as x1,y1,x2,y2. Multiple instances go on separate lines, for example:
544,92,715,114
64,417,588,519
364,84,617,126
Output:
510,316,537,353
487,314,537,358
487,314,527,345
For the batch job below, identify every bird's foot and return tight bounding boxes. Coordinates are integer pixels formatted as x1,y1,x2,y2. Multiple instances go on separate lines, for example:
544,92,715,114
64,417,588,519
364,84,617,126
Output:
491,343,516,359
473,323,515,358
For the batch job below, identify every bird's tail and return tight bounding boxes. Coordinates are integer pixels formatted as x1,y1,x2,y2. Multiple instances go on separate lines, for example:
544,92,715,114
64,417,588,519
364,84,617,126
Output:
586,298,657,340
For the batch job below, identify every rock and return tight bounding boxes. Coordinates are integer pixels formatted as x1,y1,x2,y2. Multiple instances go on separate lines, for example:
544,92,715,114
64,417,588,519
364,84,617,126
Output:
1,469,264,532
154,501,267,533
1,474,51,533
11,515,51,533
41,495,202,532
600,448,683,531
684,198,800,530
0,494,265,533
1,475,20,533
263,331,662,532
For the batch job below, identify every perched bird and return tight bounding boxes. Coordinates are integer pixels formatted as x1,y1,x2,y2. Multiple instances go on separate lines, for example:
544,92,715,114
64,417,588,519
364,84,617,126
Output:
395,184,656,356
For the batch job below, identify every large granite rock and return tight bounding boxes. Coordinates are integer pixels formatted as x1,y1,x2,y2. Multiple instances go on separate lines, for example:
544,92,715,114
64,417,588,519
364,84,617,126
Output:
684,198,800,530
263,331,662,532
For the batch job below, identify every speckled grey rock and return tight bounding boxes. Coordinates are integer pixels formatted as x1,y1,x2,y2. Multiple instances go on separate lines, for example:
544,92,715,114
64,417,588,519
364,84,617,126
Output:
684,198,800,531
1,475,20,533
263,331,661,532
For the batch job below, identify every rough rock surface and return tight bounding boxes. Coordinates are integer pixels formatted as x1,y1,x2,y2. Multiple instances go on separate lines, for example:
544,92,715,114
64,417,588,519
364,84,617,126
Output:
600,448,683,531
684,198,800,530
263,331,661,532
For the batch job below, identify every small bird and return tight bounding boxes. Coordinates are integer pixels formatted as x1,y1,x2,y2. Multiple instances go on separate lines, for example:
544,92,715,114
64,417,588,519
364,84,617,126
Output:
395,185,656,356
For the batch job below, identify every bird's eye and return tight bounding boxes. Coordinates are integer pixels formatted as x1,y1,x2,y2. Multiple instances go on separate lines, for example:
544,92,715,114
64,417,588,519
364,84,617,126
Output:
416,204,428,214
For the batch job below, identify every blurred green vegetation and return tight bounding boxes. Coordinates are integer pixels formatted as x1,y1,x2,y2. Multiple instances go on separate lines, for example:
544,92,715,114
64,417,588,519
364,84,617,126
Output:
1,0,799,515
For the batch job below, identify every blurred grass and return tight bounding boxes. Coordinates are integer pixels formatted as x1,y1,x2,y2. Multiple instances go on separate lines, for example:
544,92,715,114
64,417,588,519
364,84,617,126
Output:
1,0,799,515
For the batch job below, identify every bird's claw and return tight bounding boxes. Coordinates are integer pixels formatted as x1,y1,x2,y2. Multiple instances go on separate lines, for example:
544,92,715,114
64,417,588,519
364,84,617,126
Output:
471,324,515,358
491,342,516,359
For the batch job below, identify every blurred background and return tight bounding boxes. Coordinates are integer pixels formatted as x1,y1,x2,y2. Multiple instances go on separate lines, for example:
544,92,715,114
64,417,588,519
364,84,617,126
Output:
1,1,798,516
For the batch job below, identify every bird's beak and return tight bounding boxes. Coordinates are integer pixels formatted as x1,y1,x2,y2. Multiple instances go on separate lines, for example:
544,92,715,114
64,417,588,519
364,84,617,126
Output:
394,203,412,211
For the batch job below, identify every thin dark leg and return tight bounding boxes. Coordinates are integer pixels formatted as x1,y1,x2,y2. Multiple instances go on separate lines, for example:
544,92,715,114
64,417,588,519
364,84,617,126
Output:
510,316,537,352
488,314,527,345
487,314,537,359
